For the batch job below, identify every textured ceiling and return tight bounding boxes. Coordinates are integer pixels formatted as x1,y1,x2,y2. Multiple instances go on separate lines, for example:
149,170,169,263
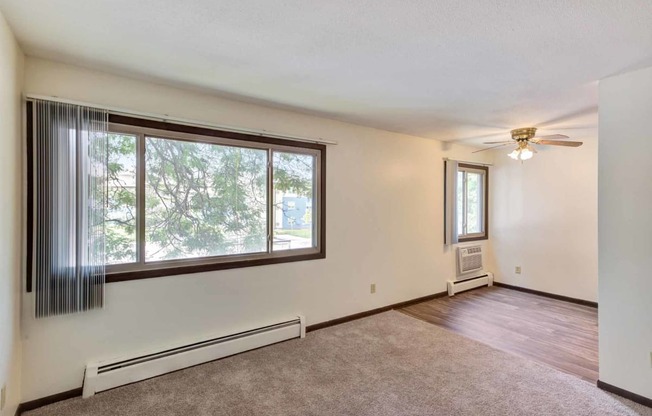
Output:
1,0,651,143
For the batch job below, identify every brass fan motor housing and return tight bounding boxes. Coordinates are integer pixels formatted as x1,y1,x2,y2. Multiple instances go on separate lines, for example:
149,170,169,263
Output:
510,127,537,141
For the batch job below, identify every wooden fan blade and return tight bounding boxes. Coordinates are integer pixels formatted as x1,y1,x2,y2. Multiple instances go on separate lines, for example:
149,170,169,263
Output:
533,134,569,140
472,143,513,153
483,140,513,144
536,140,583,147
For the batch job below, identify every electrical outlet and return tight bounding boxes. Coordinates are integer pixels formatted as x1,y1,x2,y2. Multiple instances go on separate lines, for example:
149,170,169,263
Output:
1,384,6,410
370,283,376,294
515,266,522,274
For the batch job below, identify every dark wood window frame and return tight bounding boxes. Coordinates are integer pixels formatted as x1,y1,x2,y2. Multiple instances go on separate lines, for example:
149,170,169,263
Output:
26,102,326,289
456,163,489,243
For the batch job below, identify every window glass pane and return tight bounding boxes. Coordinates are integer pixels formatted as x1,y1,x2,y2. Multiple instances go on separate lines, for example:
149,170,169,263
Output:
273,152,315,251
466,172,483,234
145,137,267,261
106,133,138,265
456,171,464,235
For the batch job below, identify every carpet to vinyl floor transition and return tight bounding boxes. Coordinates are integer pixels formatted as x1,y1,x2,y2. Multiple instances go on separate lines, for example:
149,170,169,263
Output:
26,311,650,416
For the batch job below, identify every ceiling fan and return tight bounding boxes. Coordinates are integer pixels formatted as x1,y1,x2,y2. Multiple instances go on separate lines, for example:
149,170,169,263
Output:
473,127,583,160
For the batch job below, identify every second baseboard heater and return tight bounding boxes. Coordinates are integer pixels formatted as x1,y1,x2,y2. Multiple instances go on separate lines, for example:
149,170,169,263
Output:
447,272,494,296
82,316,305,398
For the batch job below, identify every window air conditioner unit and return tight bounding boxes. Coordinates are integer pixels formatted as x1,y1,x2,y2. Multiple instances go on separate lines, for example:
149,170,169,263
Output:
448,245,493,296
457,245,483,276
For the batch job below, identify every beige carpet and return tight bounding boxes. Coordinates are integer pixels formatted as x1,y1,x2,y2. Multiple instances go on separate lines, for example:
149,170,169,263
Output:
26,311,651,416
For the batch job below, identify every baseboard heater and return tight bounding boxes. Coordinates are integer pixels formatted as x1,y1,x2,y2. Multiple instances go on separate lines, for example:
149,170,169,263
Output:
82,316,305,398
447,272,494,296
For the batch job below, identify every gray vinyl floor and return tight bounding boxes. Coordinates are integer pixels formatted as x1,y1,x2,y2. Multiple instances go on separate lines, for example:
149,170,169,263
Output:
27,311,651,416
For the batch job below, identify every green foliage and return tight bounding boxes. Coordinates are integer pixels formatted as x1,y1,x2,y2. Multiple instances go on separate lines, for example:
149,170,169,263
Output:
104,134,315,264
273,152,314,198
105,134,137,264
145,138,267,260
457,170,482,235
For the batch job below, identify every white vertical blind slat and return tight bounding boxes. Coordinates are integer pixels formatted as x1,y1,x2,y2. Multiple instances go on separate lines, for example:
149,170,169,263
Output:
444,160,460,245
33,99,107,318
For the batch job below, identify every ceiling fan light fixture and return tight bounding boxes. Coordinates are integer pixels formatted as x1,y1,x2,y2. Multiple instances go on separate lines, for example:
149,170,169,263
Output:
520,147,534,160
477,126,582,160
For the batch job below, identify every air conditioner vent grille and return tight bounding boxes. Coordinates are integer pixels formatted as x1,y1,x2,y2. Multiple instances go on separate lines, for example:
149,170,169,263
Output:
457,245,484,276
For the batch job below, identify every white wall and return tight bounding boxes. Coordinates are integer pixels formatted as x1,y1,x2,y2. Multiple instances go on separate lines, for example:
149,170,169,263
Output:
488,132,598,302
20,58,493,400
0,10,23,416
598,65,652,399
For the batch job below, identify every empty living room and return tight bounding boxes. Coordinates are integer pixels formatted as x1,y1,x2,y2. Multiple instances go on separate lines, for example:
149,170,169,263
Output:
0,1,651,415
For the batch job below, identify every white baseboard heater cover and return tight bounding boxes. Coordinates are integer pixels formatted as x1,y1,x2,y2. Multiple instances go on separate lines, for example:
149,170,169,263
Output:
447,272,493,296
83,316,305,398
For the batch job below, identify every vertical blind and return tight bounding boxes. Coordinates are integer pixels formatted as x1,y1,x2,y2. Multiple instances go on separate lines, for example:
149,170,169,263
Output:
444,160,459,245
33,100,108,318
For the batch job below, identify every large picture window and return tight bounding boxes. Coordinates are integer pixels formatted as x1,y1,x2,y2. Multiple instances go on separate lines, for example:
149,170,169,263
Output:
27,109,326,285
103,117,325,281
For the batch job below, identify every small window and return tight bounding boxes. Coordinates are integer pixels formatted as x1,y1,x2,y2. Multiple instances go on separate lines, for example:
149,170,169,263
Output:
444,161,488,244
456,164,488,241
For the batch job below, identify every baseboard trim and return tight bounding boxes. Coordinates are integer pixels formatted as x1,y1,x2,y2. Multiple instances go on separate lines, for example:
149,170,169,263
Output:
306,291,448,332
493,282,597,308
15,292,447,413
597,380,652,408
15,388,83,415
